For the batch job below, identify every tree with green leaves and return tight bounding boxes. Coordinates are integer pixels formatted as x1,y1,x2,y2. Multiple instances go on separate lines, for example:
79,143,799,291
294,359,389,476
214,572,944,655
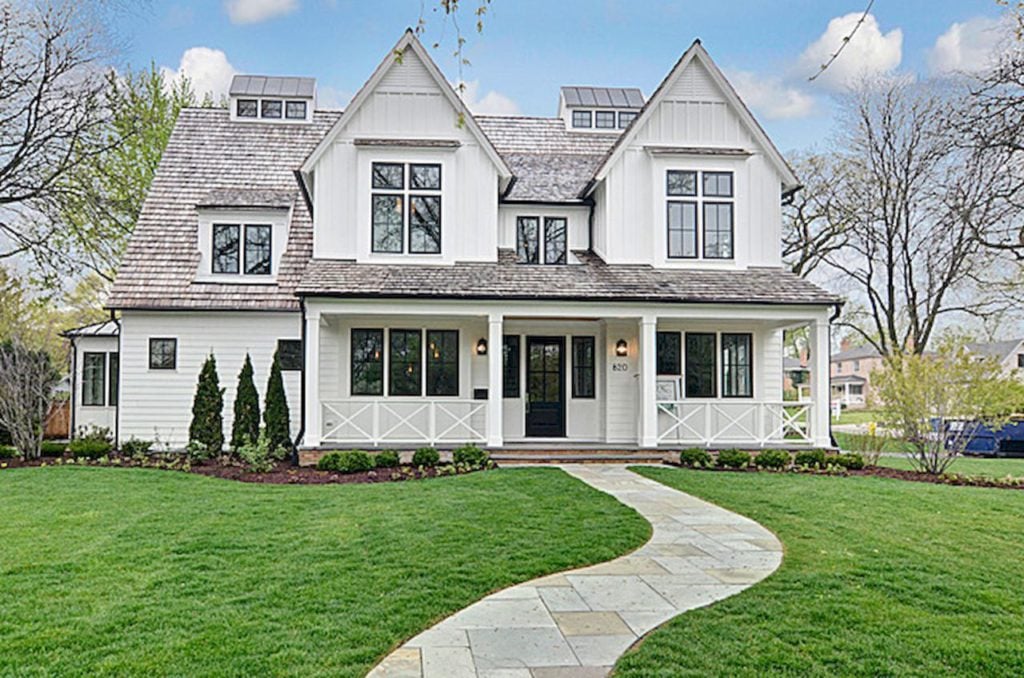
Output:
264,351,291,458
189,354,224,457
231,354,261,451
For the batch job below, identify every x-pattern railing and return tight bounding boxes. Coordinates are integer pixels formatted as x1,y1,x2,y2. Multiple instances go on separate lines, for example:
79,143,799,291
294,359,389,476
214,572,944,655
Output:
321,399,487,445
657,400,813,446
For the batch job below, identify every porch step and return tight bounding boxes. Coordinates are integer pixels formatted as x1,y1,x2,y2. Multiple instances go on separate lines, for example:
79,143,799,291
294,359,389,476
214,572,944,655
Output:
491,451,668,465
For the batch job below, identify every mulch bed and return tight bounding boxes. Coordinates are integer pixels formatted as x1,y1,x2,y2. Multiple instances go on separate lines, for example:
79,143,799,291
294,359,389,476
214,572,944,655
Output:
664,461,1024,490
0,455,482,485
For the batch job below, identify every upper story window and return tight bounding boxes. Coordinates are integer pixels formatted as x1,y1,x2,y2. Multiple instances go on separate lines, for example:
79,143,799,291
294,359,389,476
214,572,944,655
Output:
235,97,310,121
371,162,441,255
261,99,282,119
595,111,616,129
516,216,567,265
666,170,734,260
571,110,592,128
237,99,257,118
212,223,272,275
618,111,638,128
285,101,307,120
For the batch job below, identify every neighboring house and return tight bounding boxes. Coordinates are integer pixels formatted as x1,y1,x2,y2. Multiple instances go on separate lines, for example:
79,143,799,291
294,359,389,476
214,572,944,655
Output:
63,320,120,437
783,356,810,401
965,339,1024,375
102,31,840,453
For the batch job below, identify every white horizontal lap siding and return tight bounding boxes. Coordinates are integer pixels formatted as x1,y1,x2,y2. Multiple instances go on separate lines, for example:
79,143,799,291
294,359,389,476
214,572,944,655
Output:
604,320,639,443
758,329,784,401
74,335,119,435
119,311,301,449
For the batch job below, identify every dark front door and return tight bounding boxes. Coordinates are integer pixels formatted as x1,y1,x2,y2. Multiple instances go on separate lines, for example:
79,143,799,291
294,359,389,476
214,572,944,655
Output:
526,336,565,437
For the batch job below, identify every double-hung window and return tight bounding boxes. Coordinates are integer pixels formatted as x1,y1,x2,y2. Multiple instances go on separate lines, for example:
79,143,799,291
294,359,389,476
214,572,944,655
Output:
371,162,442,255
516,216,567,264
212,223,272,275
666,170,734,260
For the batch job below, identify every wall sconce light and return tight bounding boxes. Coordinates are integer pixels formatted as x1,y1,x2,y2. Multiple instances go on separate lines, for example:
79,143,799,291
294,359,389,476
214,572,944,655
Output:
615,339,628,356
476,338,488,355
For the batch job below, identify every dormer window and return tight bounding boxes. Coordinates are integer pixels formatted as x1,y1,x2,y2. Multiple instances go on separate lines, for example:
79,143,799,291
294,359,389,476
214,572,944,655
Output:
371,162,442,255
237,99,257,118
285,101,307,120
618,111,637,128
595,111,616,129
261,100,282,119
666,170,734,260
516,216,566,265
571,110,592,129
211,223,272,275
229,75,315,123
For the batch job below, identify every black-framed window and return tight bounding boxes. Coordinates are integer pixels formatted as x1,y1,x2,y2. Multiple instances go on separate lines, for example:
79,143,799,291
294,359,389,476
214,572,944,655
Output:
212,224,240,273
285,100,307,120
572,336,596,398
82,352,106,406
389,329,422,396
516,216,540,264
277,339,303,371
685,333,716,398
236,99,257,118
149,338,177,370
703,203,734,259
244,225,272,275
572,110,592,128
351,329,384,395
503,335,520,398
371,162,441,255
1018,354,1024,368
722,333,753,397
261,99,282,119
595,111,616,129
703,172,734,197
544,217,567,265
656,331,682,375
426,330,458,396
667,170,697,196
667,202,697,259
108,352,119,406
665,170,735,260
618,111,638,128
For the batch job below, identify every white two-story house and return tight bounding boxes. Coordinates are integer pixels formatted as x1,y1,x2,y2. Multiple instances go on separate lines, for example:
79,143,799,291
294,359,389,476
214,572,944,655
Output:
99,30,840,455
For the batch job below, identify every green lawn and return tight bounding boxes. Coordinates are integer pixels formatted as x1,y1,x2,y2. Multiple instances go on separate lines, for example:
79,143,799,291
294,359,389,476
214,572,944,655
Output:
617,467,1024,677
876,454,1024,479
833,408,882,426
0,467,648,677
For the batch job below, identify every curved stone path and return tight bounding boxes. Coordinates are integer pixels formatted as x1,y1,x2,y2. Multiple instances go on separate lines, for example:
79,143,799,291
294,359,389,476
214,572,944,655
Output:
368,465,782,678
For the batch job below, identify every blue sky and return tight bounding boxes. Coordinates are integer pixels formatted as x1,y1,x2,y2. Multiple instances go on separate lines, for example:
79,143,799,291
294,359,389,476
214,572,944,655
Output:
112,1,1010,151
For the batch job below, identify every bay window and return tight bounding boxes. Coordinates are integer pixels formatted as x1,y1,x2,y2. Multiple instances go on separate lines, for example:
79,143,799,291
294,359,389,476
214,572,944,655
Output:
371,162,442,255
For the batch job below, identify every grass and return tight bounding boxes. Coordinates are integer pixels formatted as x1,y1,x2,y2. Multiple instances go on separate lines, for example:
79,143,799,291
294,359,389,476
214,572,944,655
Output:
876,454,1024,479
0,466,648,677
833,408,882,426
617,467,1024,677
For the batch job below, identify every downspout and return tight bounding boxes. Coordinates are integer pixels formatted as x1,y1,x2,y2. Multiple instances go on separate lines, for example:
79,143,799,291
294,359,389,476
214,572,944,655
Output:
68,336,77,441
293,296,306,466
111,310,121,450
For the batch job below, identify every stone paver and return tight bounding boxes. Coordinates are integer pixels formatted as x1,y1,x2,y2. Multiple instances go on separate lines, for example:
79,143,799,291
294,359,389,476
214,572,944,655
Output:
367,465,782,678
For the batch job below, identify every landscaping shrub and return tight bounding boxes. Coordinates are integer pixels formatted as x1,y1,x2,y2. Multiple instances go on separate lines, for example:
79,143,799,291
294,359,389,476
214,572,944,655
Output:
412,447,440,467
189,354,224,457
318,450,374,474
453,444,489,468
119,437,152,458
236,431,273,473
264,350,291,457
678,448,712,467
40,441,67,457
0,445,16,459
754,449,792,470
716,449,751,469
833,452,866,470
374,450,401,468
231,353,260,452
68,437,113,459
794,449,828,468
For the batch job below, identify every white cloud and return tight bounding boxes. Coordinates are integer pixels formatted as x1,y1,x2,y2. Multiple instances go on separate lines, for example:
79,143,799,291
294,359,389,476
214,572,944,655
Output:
456,80,521,116
798,13,903,90
928,16,1007,75
161,47,238,102
727,69,816,120
316,85,351,110
224,0,298,25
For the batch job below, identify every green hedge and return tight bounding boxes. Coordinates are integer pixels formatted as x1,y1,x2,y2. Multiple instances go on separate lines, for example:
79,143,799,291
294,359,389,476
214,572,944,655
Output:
374,450,401,468
754,449,792,470
678,448,712,467
412,447,440,467
318,450,374,474
716,449,752,469
68,438,113,460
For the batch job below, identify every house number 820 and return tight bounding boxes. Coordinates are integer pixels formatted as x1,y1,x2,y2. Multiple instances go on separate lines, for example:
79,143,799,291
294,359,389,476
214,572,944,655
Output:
611,362,629,372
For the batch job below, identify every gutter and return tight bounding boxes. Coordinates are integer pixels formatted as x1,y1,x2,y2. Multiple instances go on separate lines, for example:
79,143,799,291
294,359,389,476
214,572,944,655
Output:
111,310,121,450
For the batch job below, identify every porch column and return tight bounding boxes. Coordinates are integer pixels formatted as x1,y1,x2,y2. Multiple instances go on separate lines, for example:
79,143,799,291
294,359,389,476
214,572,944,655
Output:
809,316,832,447
639,315,658,448
487,313,503,447
304,309,321,448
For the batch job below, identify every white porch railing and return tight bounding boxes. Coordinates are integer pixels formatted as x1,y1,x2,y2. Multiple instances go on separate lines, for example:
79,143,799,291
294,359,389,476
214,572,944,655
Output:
657,400,813,446
321,399,487,446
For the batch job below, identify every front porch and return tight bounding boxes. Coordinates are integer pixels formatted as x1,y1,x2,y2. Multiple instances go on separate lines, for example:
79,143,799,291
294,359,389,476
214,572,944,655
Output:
302,298,833,451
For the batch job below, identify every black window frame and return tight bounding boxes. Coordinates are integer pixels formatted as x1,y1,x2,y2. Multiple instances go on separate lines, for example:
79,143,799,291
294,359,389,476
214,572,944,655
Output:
243,224,272,275
684,332,717,398
261,99,283,119
1018,354,1024,369
571,110,592,128
388,329,422,396
370,162,442,255
107,352,119,406
664,170,735,261
277,339,303,371
236,98,258,118
703,171,734,197
285,100,307,120
594,111,616,129
425,330,459,397
618,111,638,128
516,216,540,264
666,170,698,197
350,329,384,396
656,331,682,376
571,336,596,399
666,201,698,259
149,338,177,371
503,335,520,398
543,217,567,265
212,223,240,274
82,352,106,406
721,333,753,398
702,201,734,260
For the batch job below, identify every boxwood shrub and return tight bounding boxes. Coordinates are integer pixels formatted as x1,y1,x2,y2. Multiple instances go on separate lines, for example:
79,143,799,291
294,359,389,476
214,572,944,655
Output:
318,450,374,473
794,449,828,468
0,445,17,459
40,441,67,457
678,448,712,467
716,448,751,469
68,438,113,460
453,444,489,468
833,452,866,470
374,450,401,468
412,447,440,467
754,449,792,470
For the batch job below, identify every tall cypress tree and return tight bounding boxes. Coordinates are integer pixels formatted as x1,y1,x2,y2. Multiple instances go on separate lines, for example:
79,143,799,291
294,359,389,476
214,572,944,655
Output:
231,353,260,451
189,353,224,455
264,350,291,457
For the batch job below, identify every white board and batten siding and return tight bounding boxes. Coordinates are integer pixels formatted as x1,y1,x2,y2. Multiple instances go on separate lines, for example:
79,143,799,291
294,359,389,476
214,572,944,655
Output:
497,205,589,255
311,47,499,264
118,311,302,449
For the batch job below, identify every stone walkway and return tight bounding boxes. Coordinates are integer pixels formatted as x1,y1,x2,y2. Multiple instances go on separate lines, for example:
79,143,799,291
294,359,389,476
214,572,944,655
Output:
368,465,783,678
